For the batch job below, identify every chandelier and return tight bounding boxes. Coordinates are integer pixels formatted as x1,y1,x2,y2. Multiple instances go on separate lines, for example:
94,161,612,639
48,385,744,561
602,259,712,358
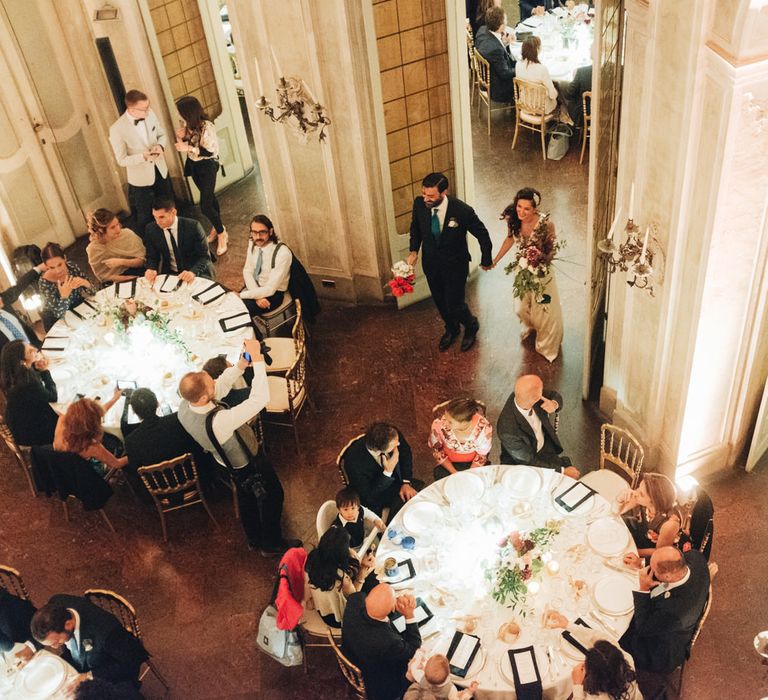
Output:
256,76,331,143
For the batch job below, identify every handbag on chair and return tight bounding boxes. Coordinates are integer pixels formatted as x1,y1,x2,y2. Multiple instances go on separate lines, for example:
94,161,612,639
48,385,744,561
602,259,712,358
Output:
257,563,303,667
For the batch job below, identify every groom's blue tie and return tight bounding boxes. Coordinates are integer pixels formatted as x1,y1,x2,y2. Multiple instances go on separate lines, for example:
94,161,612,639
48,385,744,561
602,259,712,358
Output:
431,208,441,241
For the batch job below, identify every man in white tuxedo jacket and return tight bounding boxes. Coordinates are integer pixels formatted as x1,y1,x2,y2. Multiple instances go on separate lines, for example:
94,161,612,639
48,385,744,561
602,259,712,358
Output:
109,89,172,238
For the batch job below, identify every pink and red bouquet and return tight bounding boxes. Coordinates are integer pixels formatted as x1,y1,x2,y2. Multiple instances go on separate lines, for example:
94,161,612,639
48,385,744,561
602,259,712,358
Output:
387,261,415,297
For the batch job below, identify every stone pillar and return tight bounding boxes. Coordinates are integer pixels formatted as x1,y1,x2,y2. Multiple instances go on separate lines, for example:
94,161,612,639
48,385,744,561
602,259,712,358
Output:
600,0,768,479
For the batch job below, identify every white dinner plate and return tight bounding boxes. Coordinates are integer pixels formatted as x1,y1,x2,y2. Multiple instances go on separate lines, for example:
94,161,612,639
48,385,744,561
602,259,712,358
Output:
15,654,68,698
593,575,635,616
560,636,586,661
587,518,631,557
501,466,542,498
498,644,550,685
402,501,444,535
443,470,484,504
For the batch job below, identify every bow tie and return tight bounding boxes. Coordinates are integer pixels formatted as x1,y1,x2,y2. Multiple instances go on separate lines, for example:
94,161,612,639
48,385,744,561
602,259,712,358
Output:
134,118,145,125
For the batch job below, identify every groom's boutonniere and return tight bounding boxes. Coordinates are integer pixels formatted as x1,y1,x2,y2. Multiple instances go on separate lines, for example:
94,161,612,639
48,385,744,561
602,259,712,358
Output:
447,217,459,228
83,639,94,652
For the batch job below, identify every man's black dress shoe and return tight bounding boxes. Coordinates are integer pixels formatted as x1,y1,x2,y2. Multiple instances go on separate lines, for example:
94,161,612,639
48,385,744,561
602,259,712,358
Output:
257,538,303,557
439,330,459,352
460,324,479,352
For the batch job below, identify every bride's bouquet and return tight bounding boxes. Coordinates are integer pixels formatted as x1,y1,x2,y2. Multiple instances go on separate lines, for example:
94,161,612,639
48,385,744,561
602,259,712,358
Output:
386,260,415,297
504,213,564,304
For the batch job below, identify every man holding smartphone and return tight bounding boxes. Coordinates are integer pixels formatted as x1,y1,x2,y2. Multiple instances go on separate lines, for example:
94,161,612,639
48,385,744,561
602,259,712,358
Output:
177,339,300,555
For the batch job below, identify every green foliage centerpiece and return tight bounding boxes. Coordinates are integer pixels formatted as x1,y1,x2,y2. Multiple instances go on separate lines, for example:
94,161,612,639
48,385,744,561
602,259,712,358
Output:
108,298,191,359
485,520,563,612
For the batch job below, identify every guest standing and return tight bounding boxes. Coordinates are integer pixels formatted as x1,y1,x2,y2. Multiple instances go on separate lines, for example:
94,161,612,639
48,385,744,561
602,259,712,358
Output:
240,214,292,316
492,188,564,361
85,209,146,283
515,36,559,114
174,95,229,256
407,172,493,352
39,243,93,331
108,89,171,237
0,340,59,446
429,398,493,480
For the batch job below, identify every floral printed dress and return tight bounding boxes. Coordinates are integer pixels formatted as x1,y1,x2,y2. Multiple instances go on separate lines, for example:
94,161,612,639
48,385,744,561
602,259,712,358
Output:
429,412,493,480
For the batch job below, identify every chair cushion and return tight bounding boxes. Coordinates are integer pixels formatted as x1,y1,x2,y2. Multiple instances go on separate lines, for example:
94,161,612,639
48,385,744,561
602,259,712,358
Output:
580,469,631,505
265,375,306,413
301,607,341,637
265,338,297,373
520,110,557,125
258,291,293,320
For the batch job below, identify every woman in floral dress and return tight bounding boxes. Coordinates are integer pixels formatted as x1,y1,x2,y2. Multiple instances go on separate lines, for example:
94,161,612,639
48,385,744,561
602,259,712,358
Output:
429,397,493,480
492,188,564,362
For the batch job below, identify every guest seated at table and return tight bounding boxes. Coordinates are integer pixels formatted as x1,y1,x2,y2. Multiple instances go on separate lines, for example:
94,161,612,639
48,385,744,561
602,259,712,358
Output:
54,397,128,473
334,486,386,550
405,651,479,699
0,588,37,663
473,7,517,105
74,677,144,700
31,594,149,691
618,473,690,563
342,583,422,700
343,423,419,519
144,197,215,286
497,374,580,478
85,208,146,284
515,36,559,114
39,242,94,331
202,355,251,407
305,527,374,628
0,258,46,352
240,214,292,317
563,64,592,128
1,340,59,446
618,547,709,680
469,0,501,36
429,397,493,480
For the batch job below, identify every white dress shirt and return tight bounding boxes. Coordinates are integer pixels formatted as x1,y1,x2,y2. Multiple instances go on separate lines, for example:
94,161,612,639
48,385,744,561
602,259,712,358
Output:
241,241,292,299
515,399,545,452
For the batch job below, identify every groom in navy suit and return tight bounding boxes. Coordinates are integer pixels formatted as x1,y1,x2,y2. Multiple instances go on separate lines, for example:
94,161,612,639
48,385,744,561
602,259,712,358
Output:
407,172,493,352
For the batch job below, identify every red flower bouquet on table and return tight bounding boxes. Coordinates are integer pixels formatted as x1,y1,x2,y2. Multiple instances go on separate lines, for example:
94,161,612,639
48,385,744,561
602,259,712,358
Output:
387,260,415,297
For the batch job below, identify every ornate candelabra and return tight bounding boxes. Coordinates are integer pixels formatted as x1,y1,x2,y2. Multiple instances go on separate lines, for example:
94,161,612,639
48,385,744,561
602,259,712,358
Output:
256,76,331,144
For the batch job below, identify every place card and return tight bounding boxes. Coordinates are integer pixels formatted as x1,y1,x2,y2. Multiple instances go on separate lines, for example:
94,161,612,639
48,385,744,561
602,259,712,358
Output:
388,597,433,634
555,481,596,512
193,282,227,305
115,280,137,299
382,558,415,585
446,631,481,678
508,646,542,700
159,275,182,293
69,299,99,320
219,312,252,333
42,336,69,351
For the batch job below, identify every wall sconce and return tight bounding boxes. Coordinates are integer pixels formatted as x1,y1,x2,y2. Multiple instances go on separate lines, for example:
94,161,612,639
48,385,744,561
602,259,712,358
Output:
256,76,331,144
94,3,119,20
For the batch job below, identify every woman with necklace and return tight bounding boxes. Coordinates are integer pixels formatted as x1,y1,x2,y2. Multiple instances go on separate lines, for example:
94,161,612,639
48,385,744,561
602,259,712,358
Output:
429,397,493,480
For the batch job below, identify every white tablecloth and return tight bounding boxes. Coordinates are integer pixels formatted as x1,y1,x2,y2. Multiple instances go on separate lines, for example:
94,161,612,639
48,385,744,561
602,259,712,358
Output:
0,645,79,699
43,276,254,430
377,465,638,700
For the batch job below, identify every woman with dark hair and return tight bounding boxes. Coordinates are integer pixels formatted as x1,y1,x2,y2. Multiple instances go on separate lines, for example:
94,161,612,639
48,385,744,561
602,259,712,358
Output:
175,95,228,255
572,640,641,700
85,208,146,282
516,36,558,114
429,397,493,480
0,340,59,446
304,526,373,628
39,242,93,330
240,214,293,316
491,188,564,361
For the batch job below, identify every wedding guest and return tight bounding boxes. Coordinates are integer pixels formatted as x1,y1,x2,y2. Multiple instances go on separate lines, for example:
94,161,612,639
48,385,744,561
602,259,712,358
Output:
429,398,493,480
202,355,250,407
240,215,292,316
174,95,228,256
0,260,46,351
343,423,418,518
304,527,374,628
497,374,581,478
515,36,558,114
618,473,690,563
0,588,37,661
54,397,128,472
405,652,479,699
473,7,516,104
342,583,421,700
563,65,593,128
39,242,93,330
470,0,502,35
85,209,146,283
334,486,386,550
1,340,59,446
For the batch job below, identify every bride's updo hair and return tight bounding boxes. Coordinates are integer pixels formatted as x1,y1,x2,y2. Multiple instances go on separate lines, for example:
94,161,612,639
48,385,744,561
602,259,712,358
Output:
502,188,542,237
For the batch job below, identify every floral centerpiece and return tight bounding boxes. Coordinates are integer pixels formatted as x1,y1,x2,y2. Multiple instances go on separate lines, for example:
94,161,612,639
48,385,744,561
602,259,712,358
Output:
504,214,564,305
108,298,191,359
386,260,415,297
485,520,562,612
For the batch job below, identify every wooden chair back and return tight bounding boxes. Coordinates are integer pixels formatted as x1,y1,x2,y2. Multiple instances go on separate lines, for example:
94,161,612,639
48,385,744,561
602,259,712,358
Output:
0,564,31,600
514,77,551,116
0,414,36,496
327,629,367,699
85,588,142,638
475,51,491,93
336,434,364,486
580,90,592,164
690,584,713,651
285,345,308,416
291,298,306,351
599,423,644,487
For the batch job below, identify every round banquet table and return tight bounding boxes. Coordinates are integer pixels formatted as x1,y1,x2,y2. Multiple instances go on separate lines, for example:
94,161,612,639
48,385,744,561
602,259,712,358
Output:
376,465,639,700
0,644,79,699
43,275,254,431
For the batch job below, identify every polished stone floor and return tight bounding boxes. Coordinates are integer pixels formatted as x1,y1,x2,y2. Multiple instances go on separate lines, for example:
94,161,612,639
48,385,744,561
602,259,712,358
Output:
1,107,766,699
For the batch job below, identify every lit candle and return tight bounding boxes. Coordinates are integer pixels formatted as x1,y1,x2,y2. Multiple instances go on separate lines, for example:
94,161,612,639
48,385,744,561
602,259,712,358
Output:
527,580,540,595
546,560,560,575
640,226,650,262
607,211,619,240
628,183,635,221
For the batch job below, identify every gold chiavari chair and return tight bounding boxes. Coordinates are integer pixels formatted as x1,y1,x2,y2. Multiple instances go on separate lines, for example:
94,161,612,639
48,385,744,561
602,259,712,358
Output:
475,51,514,134
327,629,368,699
0,564,31,601
512,77,558,160
264,345,311,453
265,299,306,375
0,415,37,497
580,90,592,164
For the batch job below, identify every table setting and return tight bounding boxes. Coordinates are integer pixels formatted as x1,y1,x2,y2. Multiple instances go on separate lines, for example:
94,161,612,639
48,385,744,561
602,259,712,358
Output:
0,644,79,700
376,465,638,699
42,275,254,431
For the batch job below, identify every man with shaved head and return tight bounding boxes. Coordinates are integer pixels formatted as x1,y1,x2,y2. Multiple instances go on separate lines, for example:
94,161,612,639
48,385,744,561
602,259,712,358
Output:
619,546,709,680
496,374,580,478
342,583,421,700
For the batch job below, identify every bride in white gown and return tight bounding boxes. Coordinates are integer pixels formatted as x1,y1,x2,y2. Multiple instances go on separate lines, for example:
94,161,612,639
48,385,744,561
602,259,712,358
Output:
492,188,564,362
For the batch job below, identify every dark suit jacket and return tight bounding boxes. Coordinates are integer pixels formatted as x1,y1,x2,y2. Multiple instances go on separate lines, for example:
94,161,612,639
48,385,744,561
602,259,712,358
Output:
344,431,413,515
474,26,516,103
47,594,149,685
564,64,593,127
144,216,214,279
409,196,493,276
341,592,421,700
124,413,200,472
0,268,42,350
0,589,36,653
497,390,571,469
619,550,710,674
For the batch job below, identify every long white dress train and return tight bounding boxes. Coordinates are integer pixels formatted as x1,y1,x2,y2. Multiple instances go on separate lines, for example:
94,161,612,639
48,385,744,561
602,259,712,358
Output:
515,271,563,362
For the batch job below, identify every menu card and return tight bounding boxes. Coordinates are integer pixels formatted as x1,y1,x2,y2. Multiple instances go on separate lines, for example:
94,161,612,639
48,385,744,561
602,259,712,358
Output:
193,282,227,305
42,336,69,351
508,646,542,700
555,481,596,512
115,280,137,299
159,275,181,293
446,631,480,678
70,299,99,320
219,312,252,333
388,597,433,633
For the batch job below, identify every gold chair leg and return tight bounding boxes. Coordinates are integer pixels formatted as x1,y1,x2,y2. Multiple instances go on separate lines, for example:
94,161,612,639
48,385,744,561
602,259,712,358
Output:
156,505,168,543
487,102,491,135
62,498,70,522
540,124,547,161
511,114,519,150
580,128,587,164
232,481,240,520
201,494,220,530
99,509,116,533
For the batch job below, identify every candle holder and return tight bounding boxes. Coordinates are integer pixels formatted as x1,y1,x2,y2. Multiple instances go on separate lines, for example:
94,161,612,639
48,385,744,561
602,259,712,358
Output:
256,76,331,143
598,218,659,296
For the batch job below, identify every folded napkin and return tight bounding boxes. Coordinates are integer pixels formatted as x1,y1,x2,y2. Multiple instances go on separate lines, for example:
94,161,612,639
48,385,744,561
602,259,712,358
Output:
446,631,481,678
508,646,543,700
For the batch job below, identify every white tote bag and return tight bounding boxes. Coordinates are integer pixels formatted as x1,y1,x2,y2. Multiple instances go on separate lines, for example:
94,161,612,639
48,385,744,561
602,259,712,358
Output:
256,604,303,667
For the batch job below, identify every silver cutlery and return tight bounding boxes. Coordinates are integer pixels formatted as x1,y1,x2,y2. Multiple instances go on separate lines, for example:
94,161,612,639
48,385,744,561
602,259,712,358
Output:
591,611,619,636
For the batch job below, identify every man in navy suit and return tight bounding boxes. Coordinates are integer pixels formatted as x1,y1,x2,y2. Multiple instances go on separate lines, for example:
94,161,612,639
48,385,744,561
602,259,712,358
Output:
407,172,493,352
474,6,516,104
143,197,215,284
